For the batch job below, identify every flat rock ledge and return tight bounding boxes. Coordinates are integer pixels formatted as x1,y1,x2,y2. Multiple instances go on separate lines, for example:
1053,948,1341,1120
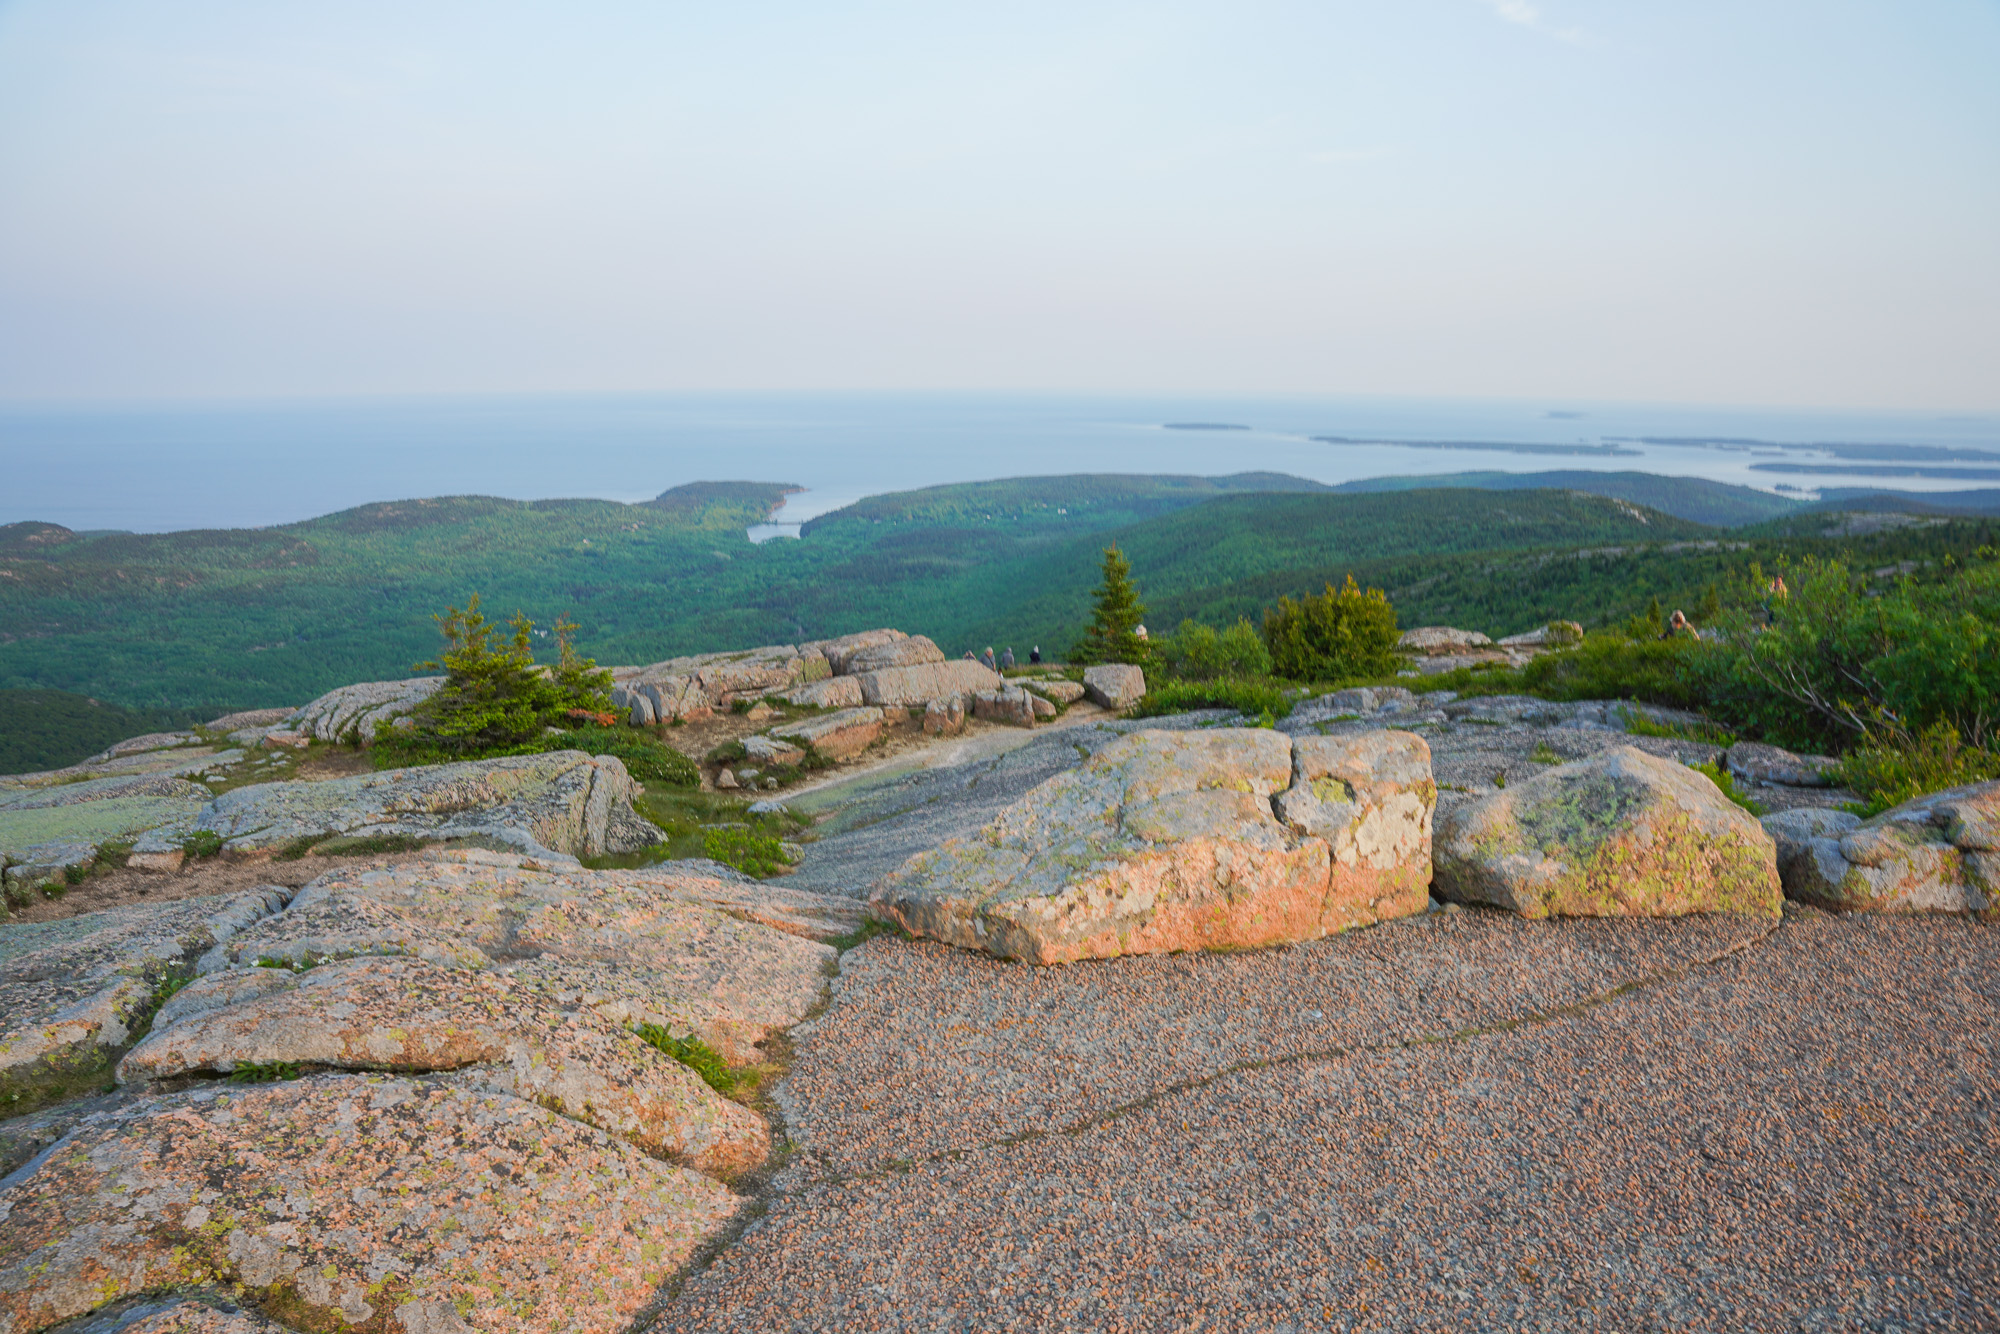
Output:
1434,745,1782,919
127,750,661,871
0,851,868,1333
868,727,1434,964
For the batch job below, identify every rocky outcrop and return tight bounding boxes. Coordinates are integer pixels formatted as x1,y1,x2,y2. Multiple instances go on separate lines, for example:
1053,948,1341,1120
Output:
1398,626,1492,655
807,628,909,675
854,660,1002,708
1496,621,1583,649
1727,741,1837,788
923,697,967,736
972,687,1037,727
0,888,292,1110
1433,746,1781,918
1272,732,1435,928
119,955,769,1173
1082,663,1145,710
0,1075,736,1334
285,676,443,744
1762,782,1997,913
743,734,806,767
770,707,886,761
868,728,1434,964
195,853,850,1060
126,751,661,868
783,675,865,709
1021,678,1085,707
845,634,945,673
205,706,297,732
2,775,214,890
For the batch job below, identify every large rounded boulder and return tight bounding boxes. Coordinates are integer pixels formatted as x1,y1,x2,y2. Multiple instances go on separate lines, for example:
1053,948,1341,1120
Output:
867,727,1434,964
1763,781,1998,913
1433,745,1780,919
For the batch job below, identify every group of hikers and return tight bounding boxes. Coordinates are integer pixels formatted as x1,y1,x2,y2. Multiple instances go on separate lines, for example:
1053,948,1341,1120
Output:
964,646,1040,671
1662,575,1788,640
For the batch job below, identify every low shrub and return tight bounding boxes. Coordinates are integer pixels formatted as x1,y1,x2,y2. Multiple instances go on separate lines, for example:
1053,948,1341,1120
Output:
1131,677,1294,721
1263,576,1398,682
182,829,224,859
1155,619,1271,682
540,725,699,787
633,1024,738,1095
701,826,796,878
229,1060,304,1084
1833,722,2000,817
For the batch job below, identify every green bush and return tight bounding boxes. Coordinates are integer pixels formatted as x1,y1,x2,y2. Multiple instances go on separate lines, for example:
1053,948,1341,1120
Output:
633,1024,738,1095
1833,722,2000,817
375,596,613,762
701,826,796,878
1156,619,1271,682
1131,677,1294,721
1262,576,1398,682
182,829,224,859
1693,554,2000,753
537,725,699,787
1507,632,1708,709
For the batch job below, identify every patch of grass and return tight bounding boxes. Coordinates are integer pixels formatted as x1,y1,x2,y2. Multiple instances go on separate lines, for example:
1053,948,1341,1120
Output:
1530,743,1563,765
825,917,913,952
254,953,322,972
633,1024,738,1096
1131,677,1295,721
1623,708,1737,747
701,826,796,878
181,829,225,859
229,1060,304,1084
586,788,803,874
540,724,700,787
705,739,748,765
272,835,327,862
1690,761,1763,815
309,832,430,857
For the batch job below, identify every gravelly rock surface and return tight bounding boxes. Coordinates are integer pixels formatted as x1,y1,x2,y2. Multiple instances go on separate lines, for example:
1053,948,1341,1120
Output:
659,908,1998,1333
1,1074,736,1334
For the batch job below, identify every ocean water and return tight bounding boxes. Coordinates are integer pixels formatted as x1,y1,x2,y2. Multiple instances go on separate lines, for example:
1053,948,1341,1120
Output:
2,392,1994,535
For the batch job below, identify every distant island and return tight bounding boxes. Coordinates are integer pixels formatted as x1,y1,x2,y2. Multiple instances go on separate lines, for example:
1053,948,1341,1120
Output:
1315,436,1640,458
1162,422,1251,431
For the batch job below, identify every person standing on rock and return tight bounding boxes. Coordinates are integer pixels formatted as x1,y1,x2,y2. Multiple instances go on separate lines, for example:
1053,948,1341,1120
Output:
982,647,997,672
1029,646,1041,664
1002,647,1016,670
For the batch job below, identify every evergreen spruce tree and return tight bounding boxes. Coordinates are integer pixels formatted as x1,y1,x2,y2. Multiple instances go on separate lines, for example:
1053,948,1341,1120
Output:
1071,544,1149,664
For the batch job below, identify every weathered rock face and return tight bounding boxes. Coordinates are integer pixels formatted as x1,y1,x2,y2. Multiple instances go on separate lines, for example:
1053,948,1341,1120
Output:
923,696,966,736
0,1075,737,1334
782,675,865,709
1273,732,1435,929
1433,746,1781,919
972,687,1037,727
2,776,214,888
1398,626,1492,655
286,676,443,743
808,628,909,675
1022,678,1086,706
119,955,768,1174
854,660,1002,708
868,728,1434,964
1082,663,1146,710
743,733,806,767
845,634,946,674
1762,782,1998,913
197,853,850,1062
771,707,886,761
127,751,661,868
205,706,297,732
0,888,291,1111
1727,741,1837,788
26,1295,294,1332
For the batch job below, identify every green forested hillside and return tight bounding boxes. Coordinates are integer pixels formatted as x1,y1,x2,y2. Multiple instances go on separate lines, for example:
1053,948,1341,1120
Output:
1331,471,1800,528
4,472,1986,714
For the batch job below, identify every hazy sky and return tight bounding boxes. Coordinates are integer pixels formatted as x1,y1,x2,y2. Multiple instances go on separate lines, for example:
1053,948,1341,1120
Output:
0,1,1994,408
